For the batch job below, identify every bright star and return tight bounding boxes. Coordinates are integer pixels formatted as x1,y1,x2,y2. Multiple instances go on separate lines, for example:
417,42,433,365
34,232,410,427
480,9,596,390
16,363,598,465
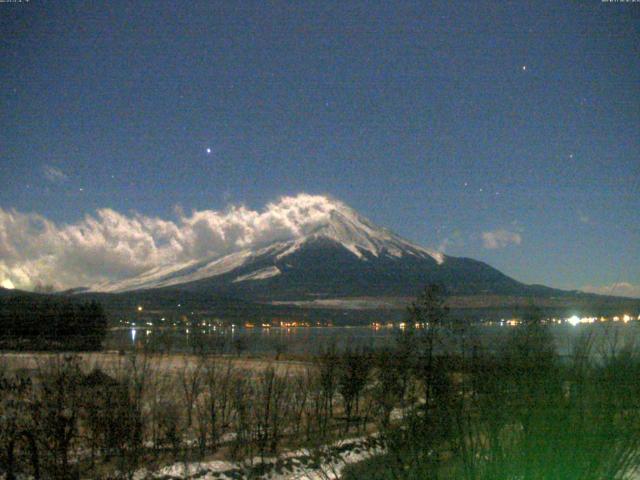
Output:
206,147,212,154
522,65,527,71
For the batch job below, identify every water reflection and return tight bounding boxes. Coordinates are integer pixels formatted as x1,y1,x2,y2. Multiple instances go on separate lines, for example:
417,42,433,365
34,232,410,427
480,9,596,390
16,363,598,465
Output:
112,322,640,358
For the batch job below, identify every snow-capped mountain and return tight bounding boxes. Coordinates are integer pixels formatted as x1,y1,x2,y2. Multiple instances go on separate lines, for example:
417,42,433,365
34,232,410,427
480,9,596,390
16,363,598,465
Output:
89,198,541,300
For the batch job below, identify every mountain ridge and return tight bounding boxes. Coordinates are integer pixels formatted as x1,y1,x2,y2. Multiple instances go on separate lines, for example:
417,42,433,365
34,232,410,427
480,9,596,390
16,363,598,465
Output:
85,197,587,304
89,198,446,294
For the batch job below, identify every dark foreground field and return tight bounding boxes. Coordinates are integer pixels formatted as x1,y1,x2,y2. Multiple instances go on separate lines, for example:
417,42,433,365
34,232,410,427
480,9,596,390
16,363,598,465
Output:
1,288,640,479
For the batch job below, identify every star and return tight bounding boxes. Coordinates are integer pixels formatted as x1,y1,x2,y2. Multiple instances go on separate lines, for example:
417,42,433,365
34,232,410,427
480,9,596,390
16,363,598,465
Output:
206,147,212,154
522,65,527,71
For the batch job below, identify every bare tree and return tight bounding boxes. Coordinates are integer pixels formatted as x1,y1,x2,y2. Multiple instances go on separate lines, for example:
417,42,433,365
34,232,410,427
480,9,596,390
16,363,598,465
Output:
229,373,256,462
337,347,371,432
0,369,29,480
290,367,312,439
110,352,151,479
406,284,449,406
372,347,406,429
179,357,203,428
194,357,235,456
35,355,83,479
315,343,339,435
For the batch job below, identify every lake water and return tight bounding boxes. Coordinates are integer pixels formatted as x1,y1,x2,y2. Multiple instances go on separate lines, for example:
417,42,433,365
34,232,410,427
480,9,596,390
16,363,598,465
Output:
107,322,640,358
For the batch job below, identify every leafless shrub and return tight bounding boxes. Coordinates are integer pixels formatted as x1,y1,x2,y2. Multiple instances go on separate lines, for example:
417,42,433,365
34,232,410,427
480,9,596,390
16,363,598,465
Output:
0,360,35,480
337,347,371,433
252,365,293,461
33,355,83,479
371,347,407,429
315,344,339,436
105,353,151,479
179,356,203,429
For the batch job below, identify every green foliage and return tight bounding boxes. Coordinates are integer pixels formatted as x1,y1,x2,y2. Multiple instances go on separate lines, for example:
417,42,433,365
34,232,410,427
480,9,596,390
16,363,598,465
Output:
342,448,438,480
347,293,640,480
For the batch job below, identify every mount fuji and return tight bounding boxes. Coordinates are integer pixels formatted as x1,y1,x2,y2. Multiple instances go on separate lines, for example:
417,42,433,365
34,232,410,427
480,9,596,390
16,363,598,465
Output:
89,198,561,303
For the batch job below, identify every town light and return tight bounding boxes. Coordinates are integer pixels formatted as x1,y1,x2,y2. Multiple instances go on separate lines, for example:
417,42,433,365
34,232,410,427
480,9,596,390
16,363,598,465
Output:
567,315,580,326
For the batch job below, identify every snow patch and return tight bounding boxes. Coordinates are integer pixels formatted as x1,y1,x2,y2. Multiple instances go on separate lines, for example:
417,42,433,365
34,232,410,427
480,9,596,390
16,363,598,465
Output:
233,266,281,283
134,436,383,480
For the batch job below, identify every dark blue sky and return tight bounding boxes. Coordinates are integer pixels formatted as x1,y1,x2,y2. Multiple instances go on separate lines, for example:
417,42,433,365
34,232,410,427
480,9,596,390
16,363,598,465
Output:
1,1,638,292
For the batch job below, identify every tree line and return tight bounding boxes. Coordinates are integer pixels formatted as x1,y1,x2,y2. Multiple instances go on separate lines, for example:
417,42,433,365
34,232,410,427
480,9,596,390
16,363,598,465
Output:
0,295,108,351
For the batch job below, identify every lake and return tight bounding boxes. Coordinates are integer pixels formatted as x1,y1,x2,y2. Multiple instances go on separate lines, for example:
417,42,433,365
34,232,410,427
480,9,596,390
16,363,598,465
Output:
107,321,640,358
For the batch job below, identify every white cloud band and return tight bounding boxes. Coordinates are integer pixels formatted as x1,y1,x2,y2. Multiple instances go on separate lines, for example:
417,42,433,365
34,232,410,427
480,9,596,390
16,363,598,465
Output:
42,165,68,183
0,194,344,291
481,229,522,249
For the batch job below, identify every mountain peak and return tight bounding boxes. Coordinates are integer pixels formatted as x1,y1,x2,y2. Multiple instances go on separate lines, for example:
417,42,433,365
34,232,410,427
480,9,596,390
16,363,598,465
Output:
270,195,444,263
89,194,444,292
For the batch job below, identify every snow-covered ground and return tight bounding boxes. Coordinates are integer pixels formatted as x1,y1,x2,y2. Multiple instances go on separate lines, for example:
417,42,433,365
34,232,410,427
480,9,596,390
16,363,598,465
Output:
133,436,384,480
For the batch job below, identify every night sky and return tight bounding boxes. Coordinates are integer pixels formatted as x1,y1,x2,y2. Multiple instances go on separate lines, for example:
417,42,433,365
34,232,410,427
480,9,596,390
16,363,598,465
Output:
1,1,638,295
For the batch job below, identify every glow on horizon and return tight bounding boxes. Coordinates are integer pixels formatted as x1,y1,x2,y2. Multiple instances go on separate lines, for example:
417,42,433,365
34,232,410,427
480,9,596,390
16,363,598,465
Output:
567,315,580,326
0,279,15,290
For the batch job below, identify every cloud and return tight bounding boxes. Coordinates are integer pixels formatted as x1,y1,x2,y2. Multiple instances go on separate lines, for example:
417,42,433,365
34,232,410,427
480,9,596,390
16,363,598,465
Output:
437,238,452,253
436,230,464,253
42,165,68,183
581,282,640,299
481,229,522,249
0,194,350,291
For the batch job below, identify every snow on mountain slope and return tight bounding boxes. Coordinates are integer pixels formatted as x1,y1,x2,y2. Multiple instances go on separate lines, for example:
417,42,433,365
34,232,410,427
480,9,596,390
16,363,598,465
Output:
310,206,444,262
233,265,281,283
273,201,443,263
90,259,201,293
93,243,291,293
90,197,444,293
